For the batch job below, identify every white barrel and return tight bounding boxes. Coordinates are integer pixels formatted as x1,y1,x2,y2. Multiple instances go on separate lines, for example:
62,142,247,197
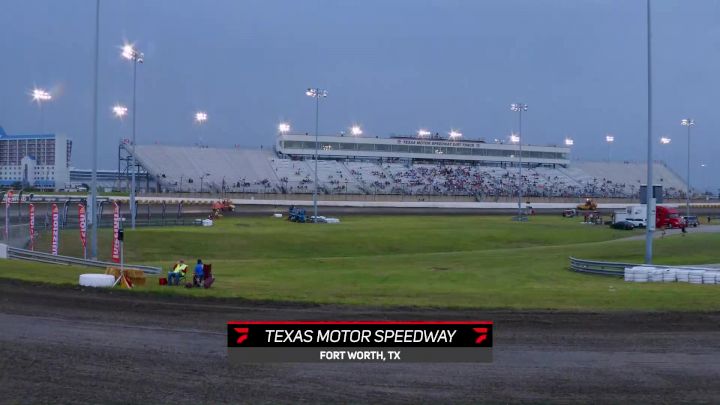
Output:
702,272,717,285
662,269,676,283
688,270,704,285
676,269,690,283
633,269,649,283
649,269,664,283
624,267,635,282
79,274,115,288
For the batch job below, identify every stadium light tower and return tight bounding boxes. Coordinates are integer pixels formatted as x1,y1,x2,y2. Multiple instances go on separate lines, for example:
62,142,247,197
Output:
417,129,431,138
605,134,615,162
278,122,291,134
351,125,363,136
306,88,327,223
510,103,528,221
30,88,53,132
121,42,144,229
89,0,100,260
681,118,695,218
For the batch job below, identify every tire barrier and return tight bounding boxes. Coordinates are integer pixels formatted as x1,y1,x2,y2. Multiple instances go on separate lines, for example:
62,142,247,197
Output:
570,257,718,285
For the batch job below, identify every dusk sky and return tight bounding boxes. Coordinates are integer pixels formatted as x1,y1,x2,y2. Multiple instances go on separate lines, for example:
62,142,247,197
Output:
1,0,718,191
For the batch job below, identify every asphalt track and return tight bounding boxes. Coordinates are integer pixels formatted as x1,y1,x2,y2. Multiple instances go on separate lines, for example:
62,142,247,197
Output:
1,279,719,404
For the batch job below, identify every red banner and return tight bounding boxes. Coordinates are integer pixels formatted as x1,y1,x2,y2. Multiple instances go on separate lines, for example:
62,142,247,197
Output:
29,204,35,250
51,203,59,256
111,202,120,263
78,204,87,259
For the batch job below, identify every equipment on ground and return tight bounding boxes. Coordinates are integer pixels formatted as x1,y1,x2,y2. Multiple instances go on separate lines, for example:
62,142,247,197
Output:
577,198,598,211
562,209,577,218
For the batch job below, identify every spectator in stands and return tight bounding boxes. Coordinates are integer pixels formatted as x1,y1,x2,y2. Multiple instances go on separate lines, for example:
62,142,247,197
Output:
168,260,187,286
193,259,205,287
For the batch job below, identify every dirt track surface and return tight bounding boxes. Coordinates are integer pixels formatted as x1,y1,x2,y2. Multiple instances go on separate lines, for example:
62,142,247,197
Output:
1,279,719,404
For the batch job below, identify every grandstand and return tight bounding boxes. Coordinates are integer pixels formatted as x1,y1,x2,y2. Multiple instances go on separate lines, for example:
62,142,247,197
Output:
123,135,688,199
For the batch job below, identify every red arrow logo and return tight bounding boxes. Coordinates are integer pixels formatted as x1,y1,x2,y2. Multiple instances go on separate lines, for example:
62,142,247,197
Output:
473,327,489,344
235,327,249,344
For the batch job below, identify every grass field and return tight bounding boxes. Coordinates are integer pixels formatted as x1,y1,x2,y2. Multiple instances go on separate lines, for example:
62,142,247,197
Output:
2,215,719,310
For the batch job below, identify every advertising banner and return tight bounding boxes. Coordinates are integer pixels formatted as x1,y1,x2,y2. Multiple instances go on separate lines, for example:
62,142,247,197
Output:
78,204,87,259
29,204,35,250
51,203,59,255
111,202,120,263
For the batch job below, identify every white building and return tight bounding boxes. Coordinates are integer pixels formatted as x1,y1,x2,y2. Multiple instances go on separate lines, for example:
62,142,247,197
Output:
0,126,72,190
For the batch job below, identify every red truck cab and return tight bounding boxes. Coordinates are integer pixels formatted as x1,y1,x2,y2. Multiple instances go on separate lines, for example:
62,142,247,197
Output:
656,206,683,229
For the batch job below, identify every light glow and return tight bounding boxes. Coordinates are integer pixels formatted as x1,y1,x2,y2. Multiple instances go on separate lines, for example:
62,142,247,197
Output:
351,125,363,136
564,138,574,146
660,136,671,145
449,130,462,140
510,133,520,144
195,111,208,123
31,88,52,103
112,104,128,118
605,135,615,143
278,122,291,133
417,129,431,138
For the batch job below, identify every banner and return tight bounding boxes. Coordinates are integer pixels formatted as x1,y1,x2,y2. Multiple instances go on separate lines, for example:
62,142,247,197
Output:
78,204,87,259
4,190,12,241
51,203,59,256
29,204,35,250
111,202,120,263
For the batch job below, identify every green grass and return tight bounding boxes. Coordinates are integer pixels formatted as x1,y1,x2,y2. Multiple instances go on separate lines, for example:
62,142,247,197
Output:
2,215,719,311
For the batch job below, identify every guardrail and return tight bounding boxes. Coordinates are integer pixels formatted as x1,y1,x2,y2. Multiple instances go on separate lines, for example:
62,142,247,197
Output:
569,257,636,277
7,246,162,275
569,257,717,277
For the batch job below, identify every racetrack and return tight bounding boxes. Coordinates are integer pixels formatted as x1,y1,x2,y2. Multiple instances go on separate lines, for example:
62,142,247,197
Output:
2,279,719,404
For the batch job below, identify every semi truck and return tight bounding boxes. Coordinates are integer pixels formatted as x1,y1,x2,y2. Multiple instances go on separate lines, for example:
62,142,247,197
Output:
612,205,683,229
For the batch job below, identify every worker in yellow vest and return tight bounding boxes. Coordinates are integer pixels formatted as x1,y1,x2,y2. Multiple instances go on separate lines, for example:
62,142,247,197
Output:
168,260,187,286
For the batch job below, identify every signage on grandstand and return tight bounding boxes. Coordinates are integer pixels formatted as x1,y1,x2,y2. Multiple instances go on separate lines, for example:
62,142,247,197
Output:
396,139,482,148
111,202,120,263
51,204,59,256
228,321,493,363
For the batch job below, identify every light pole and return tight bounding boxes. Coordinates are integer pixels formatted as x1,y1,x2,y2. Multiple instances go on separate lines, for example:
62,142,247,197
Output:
605,135,614,162
644,0,654,264
200,173,210,193
31,88,52,133
510,103,528,221
121,42,143,230
306,88,327,222
89,0,100,259
681,118,695,217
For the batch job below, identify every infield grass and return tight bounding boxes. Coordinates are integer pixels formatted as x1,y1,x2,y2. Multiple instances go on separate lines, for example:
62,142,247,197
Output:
2,215,719,310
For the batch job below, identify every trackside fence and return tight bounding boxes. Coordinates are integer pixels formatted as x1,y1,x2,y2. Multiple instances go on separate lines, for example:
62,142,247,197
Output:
7,246,162,275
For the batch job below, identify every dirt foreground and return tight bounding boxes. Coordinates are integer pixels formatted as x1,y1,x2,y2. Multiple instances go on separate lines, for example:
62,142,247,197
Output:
0,279,719,404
